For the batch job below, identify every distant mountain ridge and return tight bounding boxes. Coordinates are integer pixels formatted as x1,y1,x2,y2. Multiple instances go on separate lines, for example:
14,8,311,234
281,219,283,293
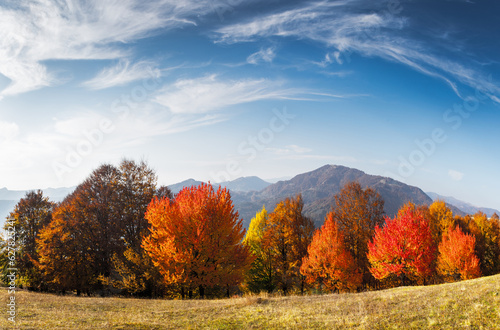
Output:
219,176,271,192
166,165,484,228
242,165,433,227
2,166,496,229
0,187,75,220
427,192,499,218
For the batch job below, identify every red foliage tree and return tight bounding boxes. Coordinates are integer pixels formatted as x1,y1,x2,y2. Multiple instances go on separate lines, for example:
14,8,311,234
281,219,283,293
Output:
300,212,362,292
437,225,481,281
367,203,436,285
143,183,253,298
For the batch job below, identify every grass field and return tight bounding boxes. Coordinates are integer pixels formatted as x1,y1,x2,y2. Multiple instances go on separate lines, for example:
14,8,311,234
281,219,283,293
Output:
1,274,499,329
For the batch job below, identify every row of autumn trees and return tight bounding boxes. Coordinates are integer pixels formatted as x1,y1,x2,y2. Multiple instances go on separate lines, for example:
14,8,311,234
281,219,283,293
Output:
246,183,500,294
1,160,500,298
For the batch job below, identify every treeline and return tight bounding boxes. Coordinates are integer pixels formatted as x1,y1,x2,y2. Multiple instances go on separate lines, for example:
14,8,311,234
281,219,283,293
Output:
1,160,499,299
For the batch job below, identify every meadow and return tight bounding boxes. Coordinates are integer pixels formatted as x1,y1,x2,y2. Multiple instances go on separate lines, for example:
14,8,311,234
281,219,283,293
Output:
1,274,499,329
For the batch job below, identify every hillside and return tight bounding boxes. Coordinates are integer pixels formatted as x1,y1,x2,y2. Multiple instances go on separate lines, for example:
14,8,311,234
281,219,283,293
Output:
3,274,499,329
427,192,500,217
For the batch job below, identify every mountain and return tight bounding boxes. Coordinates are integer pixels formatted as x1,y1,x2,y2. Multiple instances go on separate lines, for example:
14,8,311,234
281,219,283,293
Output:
427,192,499,217
0,187,75,221
219,176,271,192
231,165,433,228
168,179,204,195
166,165,441,228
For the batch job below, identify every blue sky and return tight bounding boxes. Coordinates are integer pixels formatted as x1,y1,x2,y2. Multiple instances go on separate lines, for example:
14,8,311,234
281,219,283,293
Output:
0,0,499,210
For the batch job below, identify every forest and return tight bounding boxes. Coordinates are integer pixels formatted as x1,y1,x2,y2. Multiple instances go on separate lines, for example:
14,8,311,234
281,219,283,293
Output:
1,159,499,299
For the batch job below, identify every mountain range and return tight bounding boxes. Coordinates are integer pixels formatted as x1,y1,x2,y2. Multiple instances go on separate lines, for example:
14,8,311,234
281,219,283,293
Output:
1,165,498,228
426,192,499,218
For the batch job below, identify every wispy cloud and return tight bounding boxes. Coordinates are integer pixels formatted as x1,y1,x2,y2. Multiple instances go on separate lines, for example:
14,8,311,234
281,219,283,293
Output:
0,121,20,141
247,47,276,65
82,60,161,90
214,1,500,102
0,0,225,97
154,74,304,114
266,144,312,155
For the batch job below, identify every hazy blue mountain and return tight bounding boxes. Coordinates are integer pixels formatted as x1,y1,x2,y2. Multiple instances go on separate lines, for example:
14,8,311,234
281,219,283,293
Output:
219,176,271,192
168,179,205,195
0,187,75,221
427,192,499,217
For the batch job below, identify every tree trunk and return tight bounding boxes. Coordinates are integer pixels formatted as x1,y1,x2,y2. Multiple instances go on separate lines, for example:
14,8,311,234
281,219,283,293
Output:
199,285,205,299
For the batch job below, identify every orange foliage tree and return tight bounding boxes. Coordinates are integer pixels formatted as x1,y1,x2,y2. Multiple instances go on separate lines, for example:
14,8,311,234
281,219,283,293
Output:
143,183,253,298
37,197,94,295
367,203,436,286
437,225,481,281
300,212,362,292
264,195,315,295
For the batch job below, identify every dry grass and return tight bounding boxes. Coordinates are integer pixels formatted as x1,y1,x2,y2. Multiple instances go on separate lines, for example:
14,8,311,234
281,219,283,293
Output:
1,274,500,329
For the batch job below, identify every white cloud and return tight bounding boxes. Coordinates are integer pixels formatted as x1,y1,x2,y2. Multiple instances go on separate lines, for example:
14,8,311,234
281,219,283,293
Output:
266,145,312,155
247,48,276,64
214,1,500,103
0,121,20,141
82,60,161,90
0,0,224,97
448,169,464,181
154,74,302,113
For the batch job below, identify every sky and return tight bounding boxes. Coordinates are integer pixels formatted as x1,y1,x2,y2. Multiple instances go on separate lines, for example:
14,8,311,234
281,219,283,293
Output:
0,0,499,210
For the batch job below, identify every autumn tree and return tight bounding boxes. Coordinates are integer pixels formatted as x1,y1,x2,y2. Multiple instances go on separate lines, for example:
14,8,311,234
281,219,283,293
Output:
367,203,436,286
114,160,158,251
37,159,163,295
437,225,481,281
72,164,122,282
4,190,55,290
300,212,362,292
428,200,454,243
37,196,94,295
242,206,277,293
109,246,167,297
264,195,315,295
329,182,385,286
143,183,253,299
467,212,500,275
